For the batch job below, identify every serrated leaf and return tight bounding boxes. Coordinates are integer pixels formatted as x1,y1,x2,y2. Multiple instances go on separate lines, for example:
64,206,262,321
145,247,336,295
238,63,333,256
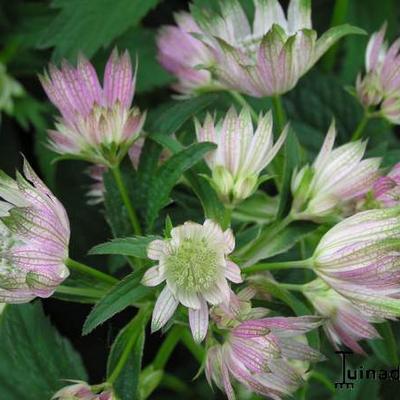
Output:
0,302,87,400
82,271,151,335
107,306,150,400
145,142,216,231
38,0,161,61
89,235,160,258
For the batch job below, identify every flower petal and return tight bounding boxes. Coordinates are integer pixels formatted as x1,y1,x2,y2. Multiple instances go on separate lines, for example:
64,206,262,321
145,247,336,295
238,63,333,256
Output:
189,298,209,343
151,286,179,332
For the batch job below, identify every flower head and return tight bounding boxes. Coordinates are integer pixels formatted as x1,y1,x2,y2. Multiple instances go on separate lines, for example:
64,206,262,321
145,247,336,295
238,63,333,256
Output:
196,108,287,204
356,24,400,124
303,279,379,354
291,121,380,220
52,382,114,400
206,293,323,400
157,12,217,96
141,219,242,342
40,49,146,166
192,0,362,97
312,207,400,320
0,159,69,303
372,163,400,208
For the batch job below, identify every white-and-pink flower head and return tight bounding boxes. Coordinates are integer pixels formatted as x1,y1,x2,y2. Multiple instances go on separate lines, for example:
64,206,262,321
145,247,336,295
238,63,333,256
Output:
157,12,216,96
303,279,379,354
291,121,381,220
52,381,114,400
196,107,287,204
141,219,242,343
313,207,400,320
40,49,146,166
0,159,70,303
206,291,323,400
356,23,400,124
191,0,362,97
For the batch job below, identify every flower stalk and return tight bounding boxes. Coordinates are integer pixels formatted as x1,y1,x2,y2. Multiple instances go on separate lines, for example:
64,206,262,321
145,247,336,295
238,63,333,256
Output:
272,95,286,132
351,111,369,140
66,258,118,285
243,258,313,274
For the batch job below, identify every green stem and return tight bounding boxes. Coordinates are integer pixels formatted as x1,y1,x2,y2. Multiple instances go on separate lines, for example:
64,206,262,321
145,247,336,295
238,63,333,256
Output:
110,164,142,236
66,258,118,285
351,112,369,141
309,370,336,393
153,325,184,370
181,329,205,363
161,373,190,394
272,95,286,132
322,0,350,71
55,285,105,299
278,282,306,292
222,205,233,230
108,306,151,385
243,258,313,274
228,91,258,123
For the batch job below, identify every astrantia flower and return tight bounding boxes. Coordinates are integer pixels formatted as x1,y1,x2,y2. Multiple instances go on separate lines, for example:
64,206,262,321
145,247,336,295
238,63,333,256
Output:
206,308,323,399
0,159,70,303
141,219,242,342
356,24,400,124
196,108,287,204
312,207,400,320
303,279,379,354
52,382,114,400
40,49,146,166
192,0,362,97
157,12,217,96
291,121,380,220
372,163,400,208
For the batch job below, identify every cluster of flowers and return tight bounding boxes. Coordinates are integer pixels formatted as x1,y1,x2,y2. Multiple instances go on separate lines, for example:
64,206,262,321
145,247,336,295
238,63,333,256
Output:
1,0,400,399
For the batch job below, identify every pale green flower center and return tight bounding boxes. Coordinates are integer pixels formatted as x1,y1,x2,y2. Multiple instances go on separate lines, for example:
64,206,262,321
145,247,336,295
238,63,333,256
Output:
166,238,220,292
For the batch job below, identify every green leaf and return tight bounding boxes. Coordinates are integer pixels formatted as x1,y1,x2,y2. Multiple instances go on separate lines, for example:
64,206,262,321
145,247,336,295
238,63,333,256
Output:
116,27,173,93
252,279,320,350
38,0,161,61
0,302,87,400
82,270,151,335
238,221,318,267
107,307,150,400
147,94,218,137
368,322,399,367
145,142,216,231
89,236,160,258
314,24,366,63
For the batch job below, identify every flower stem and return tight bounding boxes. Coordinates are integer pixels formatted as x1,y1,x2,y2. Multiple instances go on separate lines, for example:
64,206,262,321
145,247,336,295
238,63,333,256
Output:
228,91,258,123
272,95,286,132
351,112,369,141
110,164,142,236
66,258,118,285
242,258,313,275
153,325,184,370
108,306,151,385
180,329,205,363
277,282,306,292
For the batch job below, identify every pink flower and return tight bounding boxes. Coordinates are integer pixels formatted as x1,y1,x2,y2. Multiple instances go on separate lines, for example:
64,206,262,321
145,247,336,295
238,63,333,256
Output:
52,382,114,400
157,12,216,96
291,121,380,220
206,310,323,399
372,163,400,207
313,207,400,320
192,0,362,97
303,279,379,354
356,24,400,124
141,219,242,342
40,49,146,166
196,108,287,204
0,159,70,303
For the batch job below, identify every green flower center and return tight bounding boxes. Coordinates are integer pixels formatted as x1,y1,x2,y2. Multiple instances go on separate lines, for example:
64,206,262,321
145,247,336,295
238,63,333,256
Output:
166,238,220,292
